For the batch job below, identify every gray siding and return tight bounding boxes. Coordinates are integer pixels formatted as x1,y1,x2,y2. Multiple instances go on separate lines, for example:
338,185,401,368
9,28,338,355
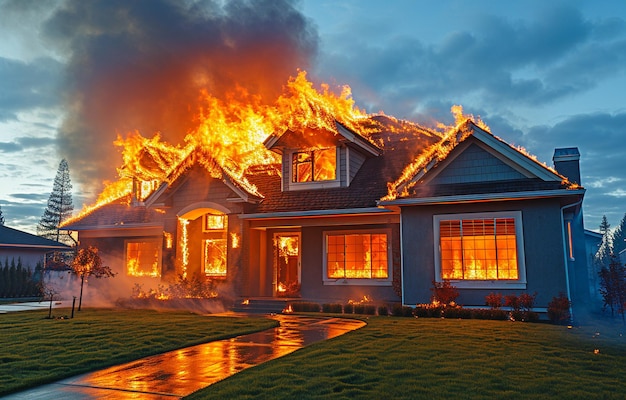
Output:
430,144,526,184
348,148,367,184
400,198,568,308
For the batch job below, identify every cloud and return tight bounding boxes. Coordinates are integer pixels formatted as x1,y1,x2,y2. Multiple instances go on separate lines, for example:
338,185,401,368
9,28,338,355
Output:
0,56,63,121
0,135,57,153
314,4,625,119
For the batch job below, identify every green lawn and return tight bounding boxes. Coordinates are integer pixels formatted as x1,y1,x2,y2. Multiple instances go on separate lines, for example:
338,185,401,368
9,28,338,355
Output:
187,316,626,400
0,308,278,395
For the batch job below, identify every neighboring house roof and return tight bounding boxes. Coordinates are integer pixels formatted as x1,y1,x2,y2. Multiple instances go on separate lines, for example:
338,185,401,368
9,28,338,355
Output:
0,225,71,250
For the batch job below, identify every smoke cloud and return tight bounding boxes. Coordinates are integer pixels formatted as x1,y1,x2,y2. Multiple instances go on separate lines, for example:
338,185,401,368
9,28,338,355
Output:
41,0,318,197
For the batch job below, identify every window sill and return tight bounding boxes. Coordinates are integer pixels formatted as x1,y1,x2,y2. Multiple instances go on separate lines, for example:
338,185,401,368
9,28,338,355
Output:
323,279,392,286
437,280,527,290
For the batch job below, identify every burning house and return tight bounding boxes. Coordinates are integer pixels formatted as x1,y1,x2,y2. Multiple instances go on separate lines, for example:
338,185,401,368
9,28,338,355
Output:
62,74,589,312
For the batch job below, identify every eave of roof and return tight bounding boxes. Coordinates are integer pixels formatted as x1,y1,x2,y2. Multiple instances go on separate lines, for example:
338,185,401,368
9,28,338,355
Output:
239,207,394,220
379,188,586,206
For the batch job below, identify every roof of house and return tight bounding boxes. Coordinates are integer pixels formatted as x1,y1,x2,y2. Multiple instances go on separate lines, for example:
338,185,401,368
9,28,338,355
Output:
65,114,584,228
0,225,71,250
63,197,165,230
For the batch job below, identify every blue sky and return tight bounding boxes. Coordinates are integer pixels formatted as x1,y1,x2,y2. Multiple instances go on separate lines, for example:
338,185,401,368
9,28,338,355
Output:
0,0,624,234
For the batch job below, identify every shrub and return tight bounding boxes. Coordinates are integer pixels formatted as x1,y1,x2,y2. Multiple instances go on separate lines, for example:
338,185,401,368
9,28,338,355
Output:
322,303,343,313
519,292,537,311
291,302,320,312
364,305,377,315
504,294,520,311
354,304,366,314
343,303,354,314
377,305,389,316
485,292,504,309
547,293,571,324
430,280,459,306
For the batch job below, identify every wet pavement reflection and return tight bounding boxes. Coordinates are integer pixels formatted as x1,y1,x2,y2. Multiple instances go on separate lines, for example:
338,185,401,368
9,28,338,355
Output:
3,315,365,400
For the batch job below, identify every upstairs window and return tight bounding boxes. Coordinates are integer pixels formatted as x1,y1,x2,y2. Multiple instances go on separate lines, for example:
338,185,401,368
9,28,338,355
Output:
292,148,337,183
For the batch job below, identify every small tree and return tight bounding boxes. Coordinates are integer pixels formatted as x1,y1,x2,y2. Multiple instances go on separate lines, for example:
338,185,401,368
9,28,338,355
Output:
598,254,626,321
37,159,75,245
0,204,5,225
71,246,115,311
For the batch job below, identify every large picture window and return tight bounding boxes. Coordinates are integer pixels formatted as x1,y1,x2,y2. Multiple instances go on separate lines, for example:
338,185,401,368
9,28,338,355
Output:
292,148,337,183
324,230,392,285
434,212,526,289
126,240,161,277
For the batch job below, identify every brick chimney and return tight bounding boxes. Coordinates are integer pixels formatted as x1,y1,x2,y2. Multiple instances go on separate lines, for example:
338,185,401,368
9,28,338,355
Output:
553,147,581,185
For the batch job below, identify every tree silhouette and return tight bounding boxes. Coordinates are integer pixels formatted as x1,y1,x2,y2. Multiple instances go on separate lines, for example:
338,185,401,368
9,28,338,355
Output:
611,213,626,257
71,246,115,311
0,204,5,225
598,254,626,321
594,215,612,272
37,159,75,245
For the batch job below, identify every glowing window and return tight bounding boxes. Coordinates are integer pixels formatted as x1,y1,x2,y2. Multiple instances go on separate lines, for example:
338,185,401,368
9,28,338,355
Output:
126,240,161,277
326,232,389,279
203,214,225,231
292,148,336,183
204,239,227,277
137,179,159,201
438,216,519,281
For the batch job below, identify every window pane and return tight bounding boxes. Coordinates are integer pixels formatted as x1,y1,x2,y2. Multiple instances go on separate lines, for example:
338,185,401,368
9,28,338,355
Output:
292,152,312,182
126,241,160,277
313,148,336,181
204,239,227,276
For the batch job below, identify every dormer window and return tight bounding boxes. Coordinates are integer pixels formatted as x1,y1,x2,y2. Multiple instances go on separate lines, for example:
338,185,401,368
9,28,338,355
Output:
292,148,337,183
137,179,159,201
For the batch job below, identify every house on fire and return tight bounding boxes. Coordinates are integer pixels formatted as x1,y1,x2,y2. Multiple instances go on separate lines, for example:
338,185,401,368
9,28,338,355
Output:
63,115,589,312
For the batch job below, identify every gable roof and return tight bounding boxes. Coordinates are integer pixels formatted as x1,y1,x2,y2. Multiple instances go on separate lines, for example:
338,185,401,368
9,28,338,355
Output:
264,120,382,157
0,225,71,250
246,115,441,215
380,120,585,206
145,147,264,207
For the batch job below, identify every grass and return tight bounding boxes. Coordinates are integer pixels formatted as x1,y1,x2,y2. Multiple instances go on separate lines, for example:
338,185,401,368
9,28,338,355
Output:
0,307,278,395
187,316,626,400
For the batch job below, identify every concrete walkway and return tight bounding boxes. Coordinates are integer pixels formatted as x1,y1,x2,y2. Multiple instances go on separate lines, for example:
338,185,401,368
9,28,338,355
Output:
2,313,365,399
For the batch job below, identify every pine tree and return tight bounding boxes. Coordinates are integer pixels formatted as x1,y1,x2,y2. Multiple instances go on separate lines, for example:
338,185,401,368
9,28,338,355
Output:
595,215,612,270
0,204,5,225
37,159,74,245
611,213,626,257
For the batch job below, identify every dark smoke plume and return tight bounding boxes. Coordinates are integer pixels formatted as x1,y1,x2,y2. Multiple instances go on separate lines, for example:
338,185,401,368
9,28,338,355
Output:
42,0,318,197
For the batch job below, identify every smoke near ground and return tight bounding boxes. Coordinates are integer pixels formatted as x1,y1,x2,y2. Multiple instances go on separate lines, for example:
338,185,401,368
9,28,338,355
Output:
40,0,318,197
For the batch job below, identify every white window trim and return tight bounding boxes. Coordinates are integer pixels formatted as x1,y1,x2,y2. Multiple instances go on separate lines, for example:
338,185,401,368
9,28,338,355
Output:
433,211,527,289
322,228,393,286
287,147,341,191
124,238,162,278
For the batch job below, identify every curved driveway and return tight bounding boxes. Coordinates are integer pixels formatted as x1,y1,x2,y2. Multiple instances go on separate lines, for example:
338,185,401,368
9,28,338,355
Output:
2,314,365,400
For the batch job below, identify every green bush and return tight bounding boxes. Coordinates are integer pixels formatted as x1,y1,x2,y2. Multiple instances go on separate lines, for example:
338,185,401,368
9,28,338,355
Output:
377,305,389,316
343,303,354,314
321,303,343,313
291,302,321,312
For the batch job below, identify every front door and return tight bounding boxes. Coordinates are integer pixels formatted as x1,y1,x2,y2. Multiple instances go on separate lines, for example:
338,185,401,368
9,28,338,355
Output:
274,233,301,297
